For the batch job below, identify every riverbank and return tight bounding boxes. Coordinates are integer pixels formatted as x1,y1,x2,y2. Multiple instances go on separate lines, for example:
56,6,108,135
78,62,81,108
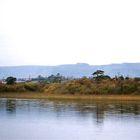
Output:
1,92,140,101
1,77,140,100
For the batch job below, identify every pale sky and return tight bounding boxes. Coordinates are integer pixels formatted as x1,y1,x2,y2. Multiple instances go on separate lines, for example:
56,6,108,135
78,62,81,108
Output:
0,0,140,66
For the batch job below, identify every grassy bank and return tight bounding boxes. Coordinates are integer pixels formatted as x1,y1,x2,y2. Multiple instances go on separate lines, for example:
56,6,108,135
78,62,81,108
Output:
43,78,140,95
0,92,140,101
0,77,140,101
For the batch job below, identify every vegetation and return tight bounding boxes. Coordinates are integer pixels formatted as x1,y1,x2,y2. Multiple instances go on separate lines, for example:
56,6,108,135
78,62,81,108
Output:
43,77,140,95
32,73,68,83
6,76,17,85
0,82,41,92
92,70,111,81
0,70,140,96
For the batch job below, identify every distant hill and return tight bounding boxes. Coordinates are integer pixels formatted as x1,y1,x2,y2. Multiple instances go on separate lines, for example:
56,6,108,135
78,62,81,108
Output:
0,63,140,79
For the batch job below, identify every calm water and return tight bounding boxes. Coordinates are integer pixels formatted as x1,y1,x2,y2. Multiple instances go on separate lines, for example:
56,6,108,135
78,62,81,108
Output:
0,99,140,140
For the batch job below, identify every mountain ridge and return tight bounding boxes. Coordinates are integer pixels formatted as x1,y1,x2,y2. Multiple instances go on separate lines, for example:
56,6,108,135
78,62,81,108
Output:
0,63,140,79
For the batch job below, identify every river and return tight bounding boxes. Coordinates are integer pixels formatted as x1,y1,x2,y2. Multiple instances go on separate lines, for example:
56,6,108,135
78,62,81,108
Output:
0,98,140,140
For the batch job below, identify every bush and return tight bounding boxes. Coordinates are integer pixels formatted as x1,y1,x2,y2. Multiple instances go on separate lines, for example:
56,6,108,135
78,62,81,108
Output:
24,83,40,91
6,77,16,85
1,76,140,95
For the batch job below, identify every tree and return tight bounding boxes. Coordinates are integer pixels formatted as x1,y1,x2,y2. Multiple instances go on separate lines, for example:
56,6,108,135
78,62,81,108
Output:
92,70,104,77
37,75,45,82
6,76,16,85
55,73,64,83
92,70,111,81
47,73,64,83
92,70,104,80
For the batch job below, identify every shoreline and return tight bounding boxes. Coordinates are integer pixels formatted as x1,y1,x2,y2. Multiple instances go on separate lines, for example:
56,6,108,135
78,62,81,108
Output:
0,92,140,101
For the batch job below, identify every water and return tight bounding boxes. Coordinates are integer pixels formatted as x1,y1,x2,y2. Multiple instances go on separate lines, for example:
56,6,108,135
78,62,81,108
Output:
0,98,140,140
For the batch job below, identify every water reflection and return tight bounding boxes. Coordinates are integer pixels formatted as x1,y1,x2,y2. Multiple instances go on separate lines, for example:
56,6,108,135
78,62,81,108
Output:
0,99,140,140
6,99,16,113
0,99,140,124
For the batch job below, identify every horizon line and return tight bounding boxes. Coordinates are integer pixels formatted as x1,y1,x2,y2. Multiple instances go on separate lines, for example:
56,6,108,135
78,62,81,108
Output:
0,62,140,67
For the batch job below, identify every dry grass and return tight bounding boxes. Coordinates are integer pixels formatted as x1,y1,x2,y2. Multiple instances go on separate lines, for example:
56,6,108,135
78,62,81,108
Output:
0,92,140,101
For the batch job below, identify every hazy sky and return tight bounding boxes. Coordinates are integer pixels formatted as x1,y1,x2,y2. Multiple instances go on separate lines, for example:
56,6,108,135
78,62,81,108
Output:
0,0,140,66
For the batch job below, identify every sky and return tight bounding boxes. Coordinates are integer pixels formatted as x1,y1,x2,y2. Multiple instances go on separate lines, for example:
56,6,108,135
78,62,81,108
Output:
0,0,140,66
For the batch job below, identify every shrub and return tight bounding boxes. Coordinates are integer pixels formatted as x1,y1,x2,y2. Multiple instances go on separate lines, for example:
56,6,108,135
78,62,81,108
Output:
24,83,39,91
6,77,16,85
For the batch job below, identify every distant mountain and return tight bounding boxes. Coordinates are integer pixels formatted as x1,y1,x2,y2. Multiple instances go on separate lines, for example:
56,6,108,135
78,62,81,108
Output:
0,63,140,79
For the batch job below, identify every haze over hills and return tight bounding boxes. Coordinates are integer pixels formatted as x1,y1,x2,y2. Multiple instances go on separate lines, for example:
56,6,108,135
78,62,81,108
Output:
0,63,140,79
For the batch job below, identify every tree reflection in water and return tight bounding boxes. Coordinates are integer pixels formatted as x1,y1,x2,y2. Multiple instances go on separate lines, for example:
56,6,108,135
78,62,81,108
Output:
6,99,16,113
1,99,140,124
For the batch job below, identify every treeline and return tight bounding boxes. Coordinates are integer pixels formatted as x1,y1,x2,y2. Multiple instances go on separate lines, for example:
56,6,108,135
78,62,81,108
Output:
32,73,72,83
0,70,140,94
